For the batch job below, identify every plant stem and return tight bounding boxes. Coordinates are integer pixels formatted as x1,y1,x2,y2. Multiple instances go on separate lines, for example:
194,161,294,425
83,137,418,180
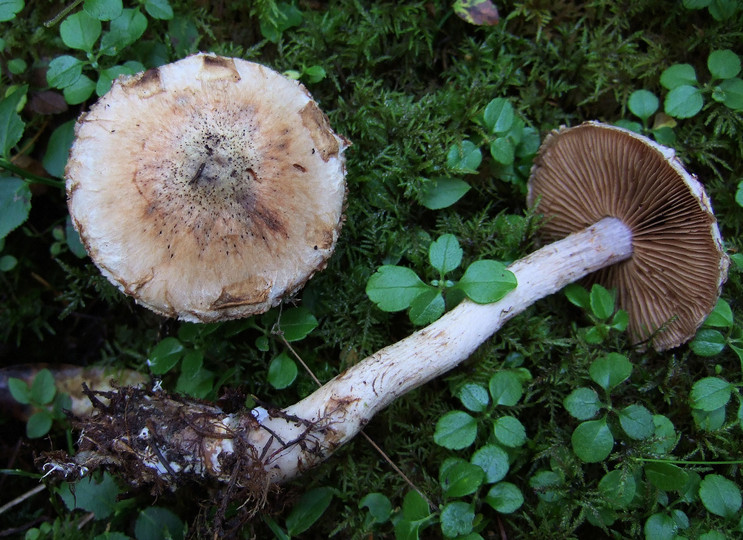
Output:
0,160,65,189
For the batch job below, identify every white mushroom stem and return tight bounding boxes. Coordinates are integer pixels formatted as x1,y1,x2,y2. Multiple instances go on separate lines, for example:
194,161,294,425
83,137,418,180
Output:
57,217,633,490
235,216,633,482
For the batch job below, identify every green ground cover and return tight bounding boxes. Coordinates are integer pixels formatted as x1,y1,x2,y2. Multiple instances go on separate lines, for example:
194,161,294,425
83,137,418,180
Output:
1,0,742,538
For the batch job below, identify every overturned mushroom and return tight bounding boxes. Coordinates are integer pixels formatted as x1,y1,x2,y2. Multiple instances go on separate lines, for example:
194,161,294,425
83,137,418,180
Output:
50,124,727,502
66,53,348,322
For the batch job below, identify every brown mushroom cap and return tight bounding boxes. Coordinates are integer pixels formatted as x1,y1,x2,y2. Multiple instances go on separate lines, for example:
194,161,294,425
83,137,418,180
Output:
527,122,728,351
66,53,348,322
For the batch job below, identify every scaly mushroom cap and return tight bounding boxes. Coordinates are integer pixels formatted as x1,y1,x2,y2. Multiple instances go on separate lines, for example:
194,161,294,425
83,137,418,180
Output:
527,122,728,351
66,53,348,322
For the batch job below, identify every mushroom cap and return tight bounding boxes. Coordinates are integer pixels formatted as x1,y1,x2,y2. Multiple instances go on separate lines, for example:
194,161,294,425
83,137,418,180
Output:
66,53,348,322
527,122,728,351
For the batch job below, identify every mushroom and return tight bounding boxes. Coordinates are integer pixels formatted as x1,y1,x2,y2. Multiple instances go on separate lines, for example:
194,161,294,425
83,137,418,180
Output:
51,124,727,500
66,53,348,322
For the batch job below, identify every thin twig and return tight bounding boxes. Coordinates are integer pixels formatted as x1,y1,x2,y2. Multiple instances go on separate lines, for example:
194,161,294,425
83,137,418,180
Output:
0,484,46,515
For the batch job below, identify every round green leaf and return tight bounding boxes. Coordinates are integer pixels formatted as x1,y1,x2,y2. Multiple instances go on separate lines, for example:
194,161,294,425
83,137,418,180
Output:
286,487,334,536
494,415,526,447
359,493,392,524
645,462,688,492
0,177,32,240
439,501,474,538
650,414,677,454
278,306,318,341
458,383,490,412
515,126,540,157
434,410,477,450
564,283,590,309
488,371,523,406
148,336,184,374
598,469,636,508
571,418,614,463
366,265,429,312
84,0,123,20
699,474,742,518
693,405,727,431
0,88,26,157
703,298,734,328
589,352,632,392
46,56,85,88
485,482,523,514
429,234,463,274
447,141,482,174
708,49,741,80
8,377,30,404
30,368,56,405
564,387,602,420
419,176,471,210
439,461,484,498
409,288,445,325
471,444,509,483
628,89,659,121
457,260,517,304
664,85,704,118
43,120,76,178
589,284,614,319
27,411,53,438
267,352,298,390
0,254,17,271
145,0,173,20
690,328,727,356
644,513,677,540
660,64,697,89
716,77,743,110
101,8,148,56
690,377,733,411
63,74,96,105
618,403,654,440
134,506,184,540
0,0,24,22
490,137,515,165
483,98,514,134
529,470,564,502
60,11,102,52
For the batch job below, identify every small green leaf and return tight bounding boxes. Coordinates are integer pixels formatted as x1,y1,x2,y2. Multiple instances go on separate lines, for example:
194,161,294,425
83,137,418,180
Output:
529,470,564,502
8,377,30,404
439,461,484,498
0,86,27,157
359,493,392,524
0,254,17,271
402,489,430,521
589,352,632,392
644,513,677,540
571,418,614,463
618,403,654,440
708,49,741,80
471,444,509,483
65,215,87,258
0,177,32,240
693,405,727,431
458,383,490,412
645,462,688,492
434,410,478,450
716,77,743,110
63,74,96,104
703,298,734,328
168,15,200,57
47,56,85,89
485,482,523,513
690,377,733,411
30,369,56,405
134,506,185,540
447,141,482,174
278,306,318,341
367,266,430,312
609,309,629,331
664,85,704,118
439,501,474,538
43,120,76,178
699,474,742,518
564,283,590,309
690,328,727,356
0,0,24,22
490,137,515,165
148,336,184,374
60,11,101,52
27,411,53,438
488,371,523,406
144,0,173,20
267,352,298,390
598,469,636,508
493,415,526,447
286,487,333,536
589,284,614,319
516,126,540,157
456,260,517,304
303,65,326,83
100,8,148,55
58,473,120,520
429,234,463,275
564,387,602,420
419,176,471,210
84,0,123,20
628,89,659,121
660,64,698,89
650,414,678,455
409,288,445,325
483,98,514,134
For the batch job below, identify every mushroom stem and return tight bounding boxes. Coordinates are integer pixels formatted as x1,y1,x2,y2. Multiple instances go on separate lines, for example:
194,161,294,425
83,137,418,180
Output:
51,217,633,490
